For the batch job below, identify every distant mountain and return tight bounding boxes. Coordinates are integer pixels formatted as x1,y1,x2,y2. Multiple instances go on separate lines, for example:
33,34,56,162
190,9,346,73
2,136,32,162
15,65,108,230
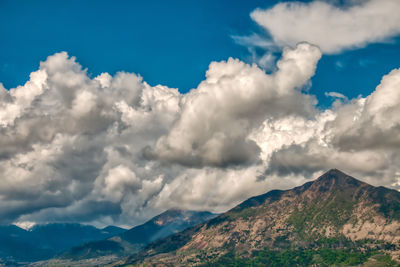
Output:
0,223,125,263
58,209,217,262
123,169,400,266
0,225,49,263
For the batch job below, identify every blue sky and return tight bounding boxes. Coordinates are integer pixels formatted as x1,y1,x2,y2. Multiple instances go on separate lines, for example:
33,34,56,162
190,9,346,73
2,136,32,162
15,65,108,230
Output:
2,0,400,108
0,0,270,91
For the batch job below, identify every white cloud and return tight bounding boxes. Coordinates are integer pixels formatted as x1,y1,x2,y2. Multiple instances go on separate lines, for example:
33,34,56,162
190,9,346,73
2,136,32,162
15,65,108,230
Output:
266,66,400,187
102,165,141,202
329,68,400,149
2,44,400,228
148,43,321,167
250,0,400,54
0,69,48,126
325,91,347,99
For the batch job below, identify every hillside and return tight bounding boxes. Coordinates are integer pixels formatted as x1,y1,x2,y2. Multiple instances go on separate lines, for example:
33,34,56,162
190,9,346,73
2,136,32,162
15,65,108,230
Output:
57,209,217,263
122,169,400,266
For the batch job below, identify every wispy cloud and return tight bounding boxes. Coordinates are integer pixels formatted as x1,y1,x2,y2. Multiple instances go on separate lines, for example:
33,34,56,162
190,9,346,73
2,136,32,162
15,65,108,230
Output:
250,0,400,54
325,91,347,100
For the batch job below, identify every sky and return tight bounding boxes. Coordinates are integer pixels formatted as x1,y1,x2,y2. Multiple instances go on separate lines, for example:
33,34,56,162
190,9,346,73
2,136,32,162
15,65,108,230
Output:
2,0,400,106
1,0,400,228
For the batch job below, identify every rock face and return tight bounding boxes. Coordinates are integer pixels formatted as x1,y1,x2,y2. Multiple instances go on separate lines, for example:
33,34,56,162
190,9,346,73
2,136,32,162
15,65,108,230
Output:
125,169,400,266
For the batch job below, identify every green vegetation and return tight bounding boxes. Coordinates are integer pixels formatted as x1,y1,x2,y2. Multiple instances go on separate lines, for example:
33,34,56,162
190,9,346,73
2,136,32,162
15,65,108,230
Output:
378,194,400,221
287,192,355,237
201,248,398,267
371,254,399,266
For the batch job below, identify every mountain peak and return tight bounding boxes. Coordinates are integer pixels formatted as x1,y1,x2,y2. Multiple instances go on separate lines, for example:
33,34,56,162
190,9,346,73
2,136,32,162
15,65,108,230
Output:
123,170,400,266
320,168,351,179
312,169,364,191
152,209,217,227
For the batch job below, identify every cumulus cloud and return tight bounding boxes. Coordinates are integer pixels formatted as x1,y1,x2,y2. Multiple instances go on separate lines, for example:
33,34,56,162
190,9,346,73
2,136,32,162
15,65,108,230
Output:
2,42,400,228
147,43,321,167
266,67,400,187
250,0,400,54
329,68,400,150
0,52,181,226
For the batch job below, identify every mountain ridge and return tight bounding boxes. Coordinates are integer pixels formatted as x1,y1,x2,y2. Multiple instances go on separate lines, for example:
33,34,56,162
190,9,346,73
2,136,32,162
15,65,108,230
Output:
56,209,217,264
122,169,400,266
0,223,126,263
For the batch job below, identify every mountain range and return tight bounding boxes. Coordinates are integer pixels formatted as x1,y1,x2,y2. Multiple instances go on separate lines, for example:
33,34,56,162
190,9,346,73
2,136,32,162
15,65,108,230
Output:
120,169,400,266
3,169,400,266
0,211,216,266
58,209,217,262
25,210,216,266
0,223,126,264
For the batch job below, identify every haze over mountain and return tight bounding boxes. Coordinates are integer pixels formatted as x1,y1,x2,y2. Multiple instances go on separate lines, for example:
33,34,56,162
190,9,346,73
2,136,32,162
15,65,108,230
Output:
0,223,125,263
58,209,217,263
123,169,400,266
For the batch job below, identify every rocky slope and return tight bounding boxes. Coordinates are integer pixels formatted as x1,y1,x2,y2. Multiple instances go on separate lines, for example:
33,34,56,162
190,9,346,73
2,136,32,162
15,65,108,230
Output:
122,169,400,266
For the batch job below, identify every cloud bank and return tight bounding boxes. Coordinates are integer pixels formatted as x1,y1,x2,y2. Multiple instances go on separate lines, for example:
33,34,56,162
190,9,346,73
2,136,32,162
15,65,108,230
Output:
250,0,400,53
1,42,400,227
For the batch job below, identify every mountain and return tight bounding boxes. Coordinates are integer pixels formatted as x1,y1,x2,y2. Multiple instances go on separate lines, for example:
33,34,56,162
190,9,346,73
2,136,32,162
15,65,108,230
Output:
58,209,217,262
30,223,126,253
0,223,125,264
123,169,400,266
0,225,50,264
